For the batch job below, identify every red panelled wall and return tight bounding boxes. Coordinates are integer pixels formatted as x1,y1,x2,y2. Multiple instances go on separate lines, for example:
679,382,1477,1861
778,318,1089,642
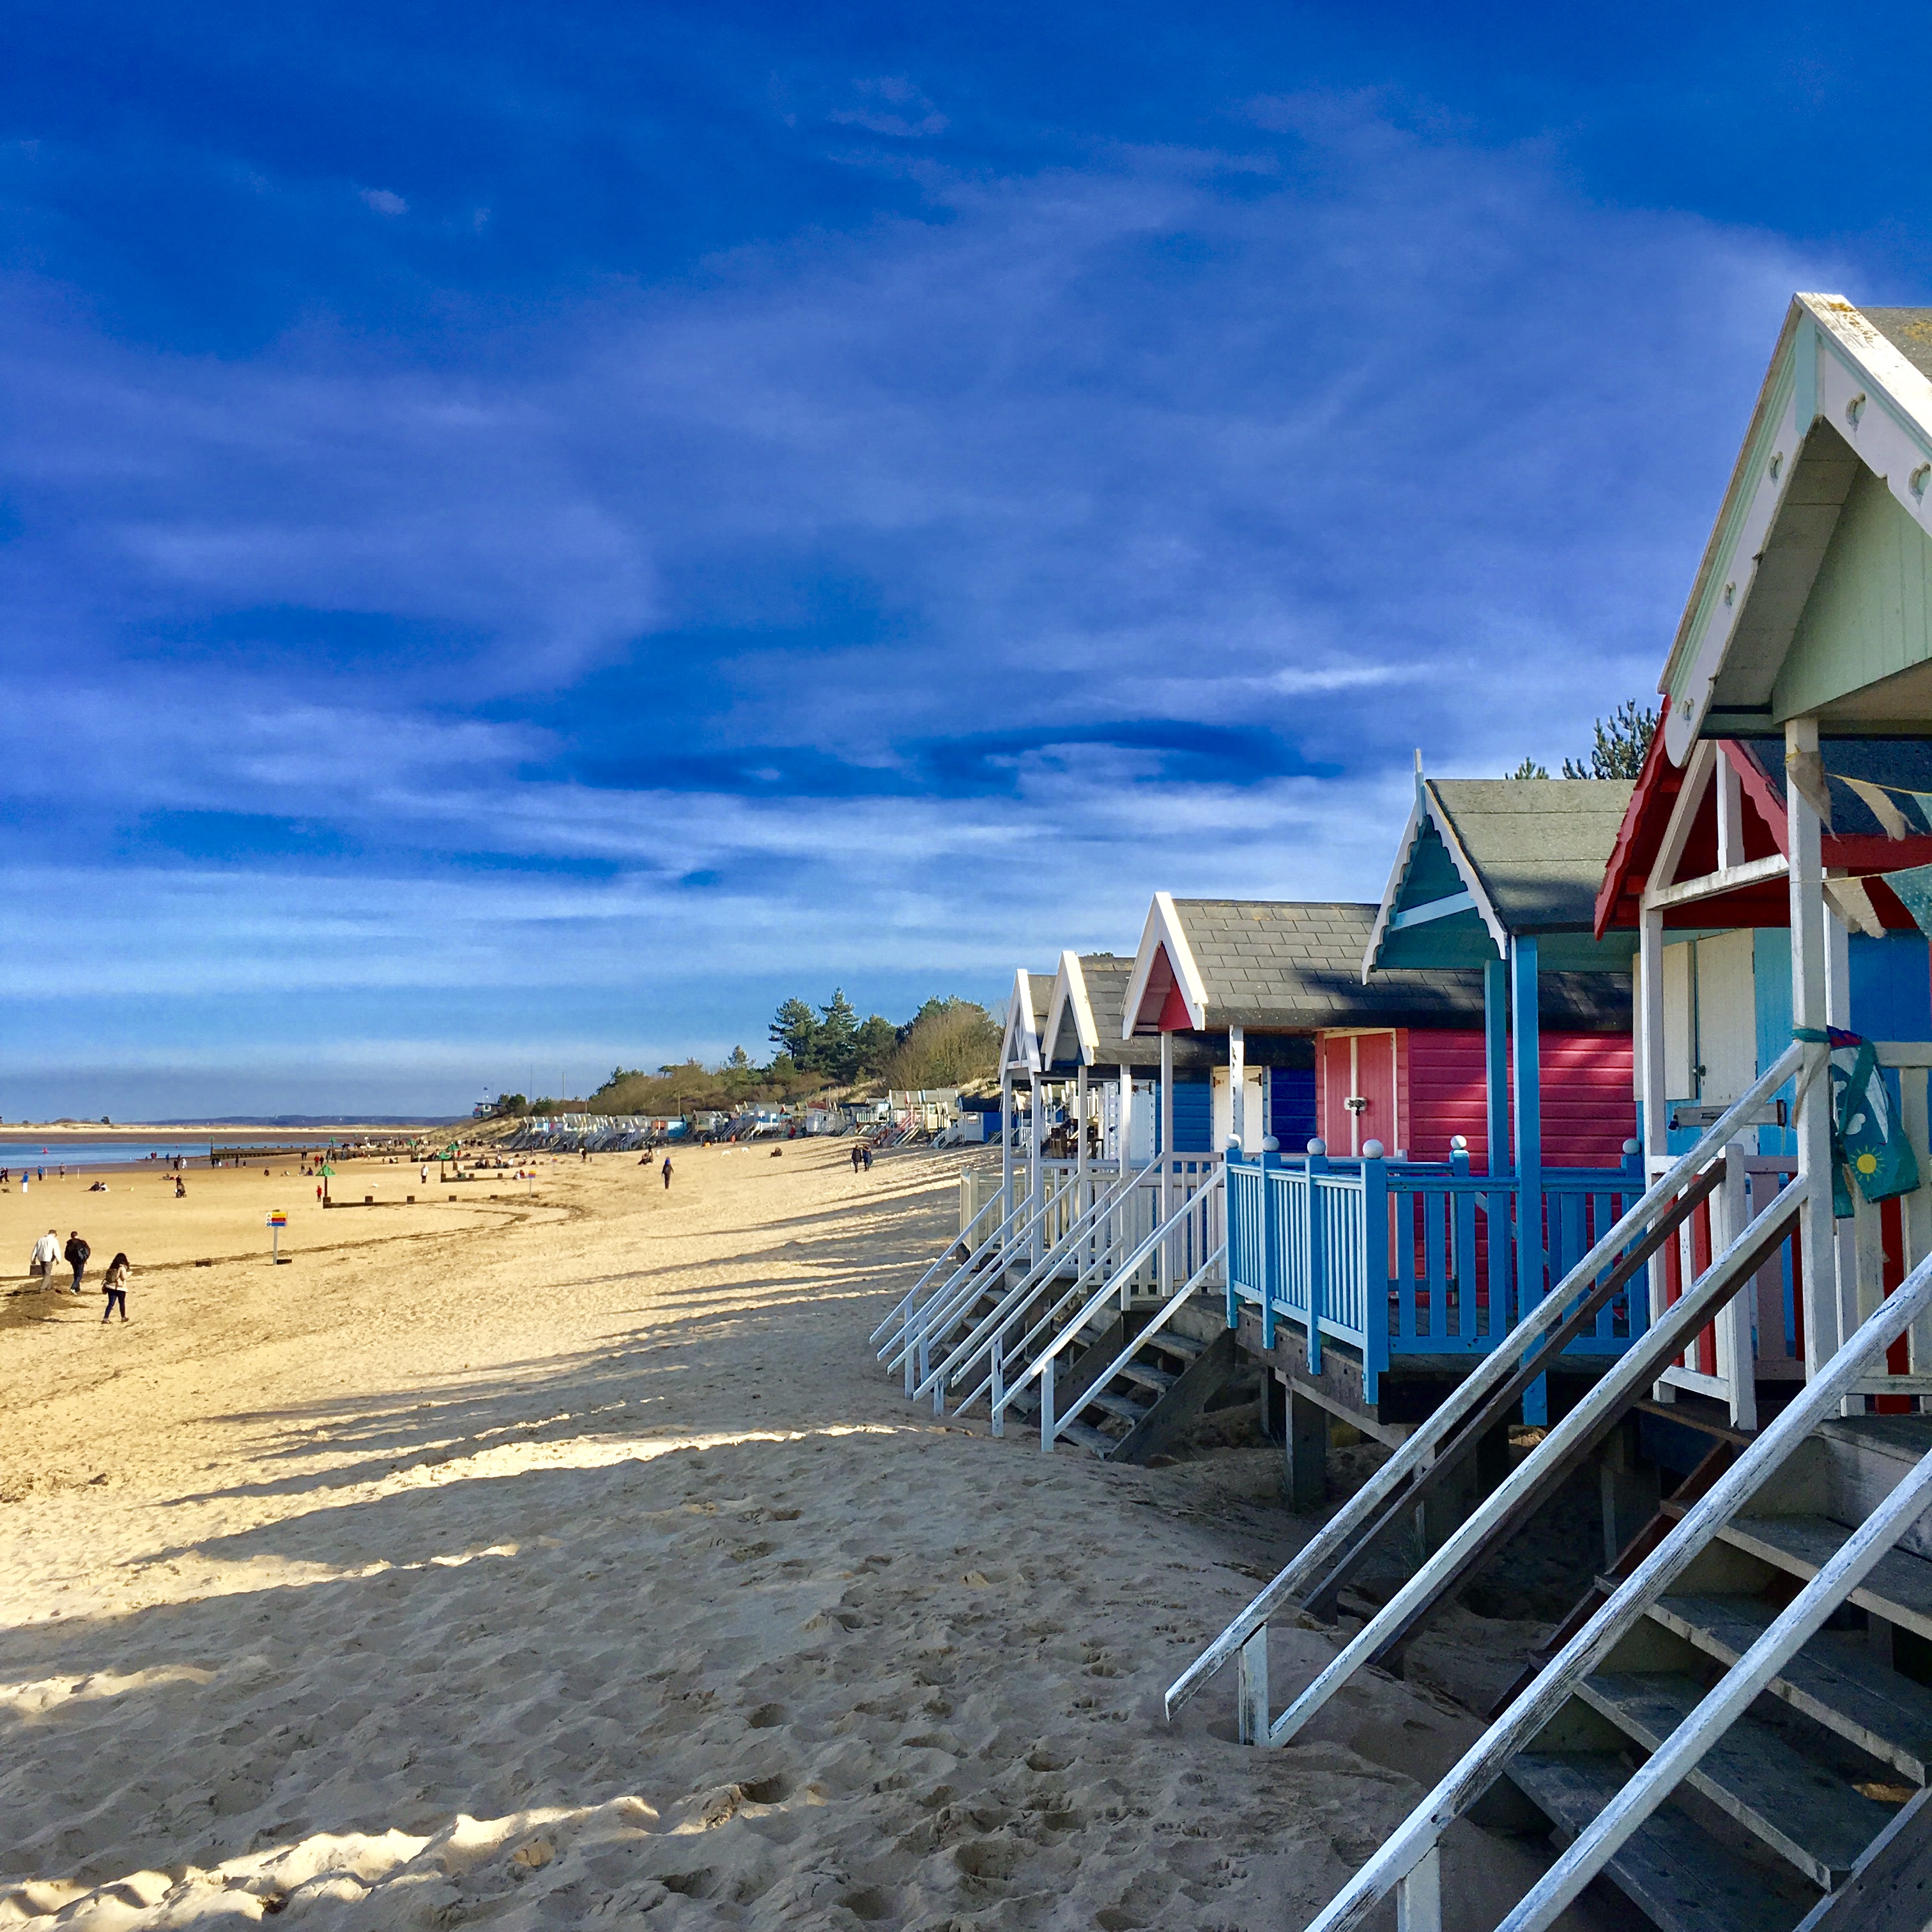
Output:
1322,1029,1635,1168
1538,1032,1637,1167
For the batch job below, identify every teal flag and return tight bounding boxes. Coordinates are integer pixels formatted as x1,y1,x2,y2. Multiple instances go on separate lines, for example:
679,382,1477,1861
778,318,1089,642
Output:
1883,862,1932,938
1825,1034,1921,1215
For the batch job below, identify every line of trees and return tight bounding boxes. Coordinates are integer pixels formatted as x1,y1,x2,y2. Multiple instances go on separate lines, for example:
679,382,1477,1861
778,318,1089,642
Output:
491,990,1002,1119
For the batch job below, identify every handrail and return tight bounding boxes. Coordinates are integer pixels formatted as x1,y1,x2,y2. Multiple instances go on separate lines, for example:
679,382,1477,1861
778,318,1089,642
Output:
993,1167,1225,1417
912,1159,1157,1402
1040,1240,1225,1449
883,1177,1068,1387
1306,1234,1932,1932
870,1174,1008,1348
1163,1039,1807,1722
883,1163,1087,1373
1262,1172,1801,1747
954,1170,1222,1423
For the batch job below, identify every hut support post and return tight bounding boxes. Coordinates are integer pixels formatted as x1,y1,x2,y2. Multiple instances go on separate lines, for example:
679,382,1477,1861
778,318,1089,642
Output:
1483,958,1510,1176
1787,715,1840,1383
1075,1063,1089,1267
1229,1023,1246,1152
1000,1066,1014,1241
1511,933,1545,1424
1029,1070,1044,1268
1160,1031,1175,1296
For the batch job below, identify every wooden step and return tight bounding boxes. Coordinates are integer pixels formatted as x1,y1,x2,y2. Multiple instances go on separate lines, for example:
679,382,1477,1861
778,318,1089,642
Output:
1648,1592,1932,1784
1577,1671,1899,1889
1081,1389,1149,1426
1058,1420,1119,1458
1116,1360,1177,1395
1145,1329,1204,1361
1719,1515,1932,1644
1507,1752,1795,1932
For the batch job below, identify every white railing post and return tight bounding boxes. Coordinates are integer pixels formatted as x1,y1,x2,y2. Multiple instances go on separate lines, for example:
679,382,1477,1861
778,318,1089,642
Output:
1236,1628,1268,1744
1039,1351,1055,1451
1713,1142,1756,1429
990,1335,1004,1439
1394,1848,1441,1932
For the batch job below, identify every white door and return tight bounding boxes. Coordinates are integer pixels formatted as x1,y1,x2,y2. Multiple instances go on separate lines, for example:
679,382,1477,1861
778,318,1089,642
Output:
1694,930,1757,1104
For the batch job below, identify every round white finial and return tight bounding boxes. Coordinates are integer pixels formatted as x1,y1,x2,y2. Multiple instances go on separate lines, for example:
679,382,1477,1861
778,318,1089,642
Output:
1623,1138,1642,1154
1261,1136,1280,1153
1307,1137,1326,1156
1362,1139,1385,1160
1450,1134,1468,1151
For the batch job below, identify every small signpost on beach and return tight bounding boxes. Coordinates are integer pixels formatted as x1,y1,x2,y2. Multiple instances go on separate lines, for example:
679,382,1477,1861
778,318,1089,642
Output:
266,1209,289,1264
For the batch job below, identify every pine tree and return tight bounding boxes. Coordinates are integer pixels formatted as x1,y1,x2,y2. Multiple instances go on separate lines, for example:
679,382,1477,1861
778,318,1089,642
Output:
1505,756,1549,779
769,997,820,1068
815,988,861,1080
1562,699,1657,780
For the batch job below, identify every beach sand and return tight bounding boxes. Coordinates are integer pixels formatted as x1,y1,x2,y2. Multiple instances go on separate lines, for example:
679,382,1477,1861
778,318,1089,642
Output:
0,1140,1601,1931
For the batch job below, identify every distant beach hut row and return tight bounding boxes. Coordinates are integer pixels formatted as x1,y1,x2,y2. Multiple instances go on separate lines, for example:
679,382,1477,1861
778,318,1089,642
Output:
880,295,1932,1931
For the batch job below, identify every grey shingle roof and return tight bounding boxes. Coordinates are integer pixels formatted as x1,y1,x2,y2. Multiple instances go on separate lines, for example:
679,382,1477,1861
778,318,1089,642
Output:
1428,779,1634,933
1864,307,1932,383
1071,954,1163,1068
1170,900,1628,1031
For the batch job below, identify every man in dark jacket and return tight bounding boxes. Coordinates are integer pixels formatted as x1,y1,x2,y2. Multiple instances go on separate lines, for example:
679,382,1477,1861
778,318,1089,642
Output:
64,1231,89,1294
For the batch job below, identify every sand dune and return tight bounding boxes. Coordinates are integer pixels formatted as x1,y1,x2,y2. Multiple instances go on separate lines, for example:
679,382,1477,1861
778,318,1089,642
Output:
0,1142,1594,1930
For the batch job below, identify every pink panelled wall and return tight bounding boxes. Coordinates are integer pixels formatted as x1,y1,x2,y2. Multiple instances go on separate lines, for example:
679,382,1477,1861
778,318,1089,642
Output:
1349,1029,1635,1169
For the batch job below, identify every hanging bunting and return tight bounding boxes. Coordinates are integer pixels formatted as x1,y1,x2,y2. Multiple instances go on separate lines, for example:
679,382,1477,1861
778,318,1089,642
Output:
1883,862,1932,939
1839,774,1913,838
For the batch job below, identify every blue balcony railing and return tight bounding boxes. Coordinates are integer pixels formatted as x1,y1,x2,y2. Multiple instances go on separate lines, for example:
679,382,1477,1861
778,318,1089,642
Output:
1225,1144,1650,1404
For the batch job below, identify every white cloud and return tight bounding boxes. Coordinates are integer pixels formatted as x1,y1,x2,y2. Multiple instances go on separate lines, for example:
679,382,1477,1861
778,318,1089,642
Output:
360,187,408,216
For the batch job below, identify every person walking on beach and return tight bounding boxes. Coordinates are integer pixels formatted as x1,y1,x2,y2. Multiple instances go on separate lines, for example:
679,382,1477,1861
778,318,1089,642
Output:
101,1252,130,1323
862,1143,874,1172
31,1229,59,1291
850,1143,863,1174
661,1154,673,1190
63,1230,90,1295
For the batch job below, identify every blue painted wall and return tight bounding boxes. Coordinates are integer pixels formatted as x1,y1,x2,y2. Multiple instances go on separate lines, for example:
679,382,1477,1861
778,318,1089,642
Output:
1850,932,1932,1039
1266,1066,1317,1150
1168,1078,1212,1153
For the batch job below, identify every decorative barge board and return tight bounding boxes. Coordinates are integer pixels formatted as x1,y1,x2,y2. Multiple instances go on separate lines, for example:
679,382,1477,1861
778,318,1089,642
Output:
996,965,1056,1268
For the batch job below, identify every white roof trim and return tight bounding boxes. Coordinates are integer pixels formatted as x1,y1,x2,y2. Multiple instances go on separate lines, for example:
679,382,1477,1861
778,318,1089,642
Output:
1000,969,1046,1075
1662,294,1932,762
1361,780,1507,979
1119,891,1209,1038
1040,949,1099,1067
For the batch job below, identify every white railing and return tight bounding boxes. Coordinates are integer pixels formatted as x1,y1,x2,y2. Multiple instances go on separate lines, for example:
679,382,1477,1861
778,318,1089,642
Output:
1164,1045,1810,1741
1305,1238,1932,1932
972,1166,1224,1438
1646,1039,1932,1418
913,1160,1157,1409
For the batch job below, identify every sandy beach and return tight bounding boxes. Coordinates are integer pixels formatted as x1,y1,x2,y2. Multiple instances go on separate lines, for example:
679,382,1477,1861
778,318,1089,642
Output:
0,1140,1595,1931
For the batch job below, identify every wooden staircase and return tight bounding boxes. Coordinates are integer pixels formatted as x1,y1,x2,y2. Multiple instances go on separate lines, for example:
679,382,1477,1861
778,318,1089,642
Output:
1496,1413,1932,1931
1009,1314,1240,1462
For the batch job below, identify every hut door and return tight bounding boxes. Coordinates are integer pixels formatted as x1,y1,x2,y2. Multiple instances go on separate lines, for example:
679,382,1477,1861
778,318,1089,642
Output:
1694,931,1756,1105
1320,1032,1399,1155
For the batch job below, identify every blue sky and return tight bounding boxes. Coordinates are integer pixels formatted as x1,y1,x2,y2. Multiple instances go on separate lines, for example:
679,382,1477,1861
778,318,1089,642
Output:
3,2,1928,1117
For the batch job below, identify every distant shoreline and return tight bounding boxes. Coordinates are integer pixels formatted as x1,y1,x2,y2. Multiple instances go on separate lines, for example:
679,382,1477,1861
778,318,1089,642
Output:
4,1122,461,1139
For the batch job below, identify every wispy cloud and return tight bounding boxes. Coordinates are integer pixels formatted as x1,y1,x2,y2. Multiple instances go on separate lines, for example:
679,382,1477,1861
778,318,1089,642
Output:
0,77,1851,1110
